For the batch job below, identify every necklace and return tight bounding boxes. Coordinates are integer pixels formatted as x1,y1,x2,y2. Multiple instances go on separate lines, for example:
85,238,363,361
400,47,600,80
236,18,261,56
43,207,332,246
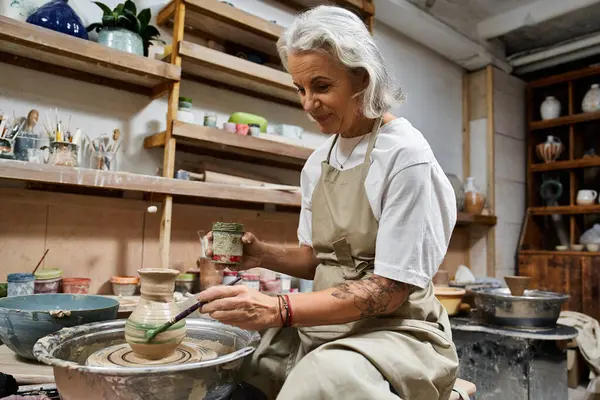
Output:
334,134,367,169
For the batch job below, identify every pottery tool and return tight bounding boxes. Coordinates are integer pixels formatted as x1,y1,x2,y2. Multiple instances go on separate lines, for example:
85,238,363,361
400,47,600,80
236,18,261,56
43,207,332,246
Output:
144,276,242,342
32,249,50,275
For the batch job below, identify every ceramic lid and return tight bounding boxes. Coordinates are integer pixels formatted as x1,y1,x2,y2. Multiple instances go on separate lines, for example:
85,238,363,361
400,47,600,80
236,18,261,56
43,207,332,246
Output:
223,271,239,276
7,273,35,282
34,268,63,280
176,273,195,281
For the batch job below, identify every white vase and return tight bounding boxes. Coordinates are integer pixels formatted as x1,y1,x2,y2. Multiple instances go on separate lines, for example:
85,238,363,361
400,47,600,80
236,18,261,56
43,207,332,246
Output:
582,84,600,113
540,96,561,120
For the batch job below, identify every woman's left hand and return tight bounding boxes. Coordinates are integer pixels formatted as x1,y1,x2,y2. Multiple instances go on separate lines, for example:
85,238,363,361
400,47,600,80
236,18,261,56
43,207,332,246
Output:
198,285,282,330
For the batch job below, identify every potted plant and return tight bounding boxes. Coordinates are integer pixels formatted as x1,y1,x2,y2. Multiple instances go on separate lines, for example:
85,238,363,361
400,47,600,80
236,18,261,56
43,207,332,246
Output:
87,0,163,57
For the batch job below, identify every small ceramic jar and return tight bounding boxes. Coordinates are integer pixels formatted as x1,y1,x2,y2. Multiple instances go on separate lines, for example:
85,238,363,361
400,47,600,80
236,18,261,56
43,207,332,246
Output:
222,270,239,285
576,189,598,205
249,124,261,137
236,124,249,136
175,273,195,294
540,96,561,120
110,276,139,296
7,273,35,296
34,268,63,294
223,122,236,133
204,113,217,128
212,222,244,265
582,84,600,113
241,273,260,291
62,277,91,294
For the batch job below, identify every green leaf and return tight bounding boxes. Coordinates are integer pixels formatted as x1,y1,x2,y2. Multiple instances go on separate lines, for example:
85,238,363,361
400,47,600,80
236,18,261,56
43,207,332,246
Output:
124,13,141,33
137,8,151,29
141,25,160,40
117,14,132,30
123,0,137,16
102,14,116,27
93,1,112,16
115,3,125,15
86,22,103,32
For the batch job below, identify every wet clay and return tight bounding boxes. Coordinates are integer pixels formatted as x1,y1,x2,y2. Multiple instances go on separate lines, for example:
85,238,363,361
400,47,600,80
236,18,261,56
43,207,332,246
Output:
85,339,218,367
124,268,186,360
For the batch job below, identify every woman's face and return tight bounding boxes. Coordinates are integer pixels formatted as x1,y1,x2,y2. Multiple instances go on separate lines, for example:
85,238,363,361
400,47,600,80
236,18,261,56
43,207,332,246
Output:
288,51,366,135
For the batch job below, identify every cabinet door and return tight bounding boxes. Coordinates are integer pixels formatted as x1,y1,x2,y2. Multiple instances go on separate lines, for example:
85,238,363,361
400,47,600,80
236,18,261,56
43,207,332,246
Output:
582,257,600,322
518,254,582,313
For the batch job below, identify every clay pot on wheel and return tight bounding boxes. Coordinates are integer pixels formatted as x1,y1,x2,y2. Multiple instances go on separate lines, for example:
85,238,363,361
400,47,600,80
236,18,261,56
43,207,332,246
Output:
504,276,531,296
125,268,186,360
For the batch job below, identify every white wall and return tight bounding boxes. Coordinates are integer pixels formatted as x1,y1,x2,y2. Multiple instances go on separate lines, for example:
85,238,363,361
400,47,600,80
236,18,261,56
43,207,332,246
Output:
493,68,526,278
0,0,464,179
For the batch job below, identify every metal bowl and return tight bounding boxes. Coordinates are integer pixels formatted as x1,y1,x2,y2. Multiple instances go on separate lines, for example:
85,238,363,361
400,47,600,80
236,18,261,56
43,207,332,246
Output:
33,319,260,400
472,287,570,328
0,294,118,359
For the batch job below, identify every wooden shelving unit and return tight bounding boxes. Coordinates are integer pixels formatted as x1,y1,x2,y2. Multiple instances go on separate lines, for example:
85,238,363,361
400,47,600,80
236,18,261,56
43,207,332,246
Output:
519,64,600,321
0,16,181,97
272,0,375,32
144,121,313,169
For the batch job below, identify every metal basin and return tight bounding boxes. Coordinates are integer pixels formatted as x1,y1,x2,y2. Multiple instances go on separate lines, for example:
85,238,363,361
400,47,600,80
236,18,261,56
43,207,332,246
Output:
472,288,569,329
0,294,118,359
33,319,260,400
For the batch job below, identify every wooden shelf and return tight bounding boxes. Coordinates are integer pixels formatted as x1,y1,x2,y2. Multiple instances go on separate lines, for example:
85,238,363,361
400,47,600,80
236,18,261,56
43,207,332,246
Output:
530,158,600,172
519,250,600,256
178,41,300,107
0,16,181,97
529,205,600,215
157,0,283,57
274,0,374,16
144,120,313,169
456,213,497,226
0,160,301,207
529,110,600,131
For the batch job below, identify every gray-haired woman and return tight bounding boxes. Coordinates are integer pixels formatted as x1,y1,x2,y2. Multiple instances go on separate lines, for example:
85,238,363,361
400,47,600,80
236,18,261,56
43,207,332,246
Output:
199,5,459,399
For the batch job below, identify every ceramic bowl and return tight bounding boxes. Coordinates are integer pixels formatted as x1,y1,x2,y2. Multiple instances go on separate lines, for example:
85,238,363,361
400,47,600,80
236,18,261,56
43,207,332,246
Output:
587,244,600,252
0,294,118,360
504,276,531,296
571,244,585,251
434,286,466,316
555,245,568,251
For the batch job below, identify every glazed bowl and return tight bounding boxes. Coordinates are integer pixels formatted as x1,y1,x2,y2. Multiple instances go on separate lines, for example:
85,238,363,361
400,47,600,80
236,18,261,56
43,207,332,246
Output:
34,319,260,400
434,286,466,316
555,245,568,251
0,294,118,359
587,244,600,252
571,244,585,251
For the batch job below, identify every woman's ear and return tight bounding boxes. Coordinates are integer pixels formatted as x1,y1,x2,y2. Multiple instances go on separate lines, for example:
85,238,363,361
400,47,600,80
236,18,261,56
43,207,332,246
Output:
353,68,369,92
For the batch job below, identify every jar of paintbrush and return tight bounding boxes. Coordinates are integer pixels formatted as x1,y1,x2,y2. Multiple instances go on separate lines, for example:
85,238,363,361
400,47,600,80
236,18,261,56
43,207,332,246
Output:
48,141,78,167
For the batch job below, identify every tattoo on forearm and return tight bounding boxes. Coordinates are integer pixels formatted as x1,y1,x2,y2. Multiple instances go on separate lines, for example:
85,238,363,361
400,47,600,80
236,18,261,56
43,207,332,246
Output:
331,275,408,317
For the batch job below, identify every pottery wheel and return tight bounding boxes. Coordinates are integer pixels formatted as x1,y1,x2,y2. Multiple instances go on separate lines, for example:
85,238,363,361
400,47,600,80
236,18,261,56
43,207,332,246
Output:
86,339,219,367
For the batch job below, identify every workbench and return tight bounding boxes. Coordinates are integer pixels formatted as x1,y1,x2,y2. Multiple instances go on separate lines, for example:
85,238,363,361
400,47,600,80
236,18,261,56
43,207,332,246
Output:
450,317,578,400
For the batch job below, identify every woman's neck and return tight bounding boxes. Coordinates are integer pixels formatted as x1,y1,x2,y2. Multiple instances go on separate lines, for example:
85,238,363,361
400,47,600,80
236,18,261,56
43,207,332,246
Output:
339,113,396,138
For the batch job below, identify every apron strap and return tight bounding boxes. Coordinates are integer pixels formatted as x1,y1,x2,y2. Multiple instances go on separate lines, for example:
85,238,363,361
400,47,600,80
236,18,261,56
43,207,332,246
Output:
325,135,339,164
451,387,471,400
332,237,355,268
363,117,383,163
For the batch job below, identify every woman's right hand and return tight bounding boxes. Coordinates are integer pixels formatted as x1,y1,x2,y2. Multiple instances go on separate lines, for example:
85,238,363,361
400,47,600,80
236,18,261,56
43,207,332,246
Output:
204,231,264,271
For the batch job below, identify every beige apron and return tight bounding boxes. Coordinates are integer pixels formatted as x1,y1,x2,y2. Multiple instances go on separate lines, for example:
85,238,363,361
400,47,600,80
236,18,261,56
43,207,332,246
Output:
241,118,459,400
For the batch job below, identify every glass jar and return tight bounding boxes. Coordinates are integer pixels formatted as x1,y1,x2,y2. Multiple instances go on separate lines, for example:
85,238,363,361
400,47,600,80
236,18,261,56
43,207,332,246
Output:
241,273,260,291
222,270,239,285
49,141,78,167
34,268,63,294
89,151,117,171
15,133,48,162
0,138,15,160
212,222,244,265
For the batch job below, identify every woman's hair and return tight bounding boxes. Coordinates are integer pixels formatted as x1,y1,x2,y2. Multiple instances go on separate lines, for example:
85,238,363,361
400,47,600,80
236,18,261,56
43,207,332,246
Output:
277,5,404,118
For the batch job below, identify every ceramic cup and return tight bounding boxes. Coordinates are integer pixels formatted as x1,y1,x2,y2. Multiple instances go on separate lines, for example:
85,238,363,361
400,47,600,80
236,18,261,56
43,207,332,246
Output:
576,189,598,205
587,244,600,252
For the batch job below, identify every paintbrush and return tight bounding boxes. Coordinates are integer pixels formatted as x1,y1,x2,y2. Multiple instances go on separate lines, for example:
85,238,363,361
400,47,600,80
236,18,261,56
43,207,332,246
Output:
144,276,242,342
32,249,50,275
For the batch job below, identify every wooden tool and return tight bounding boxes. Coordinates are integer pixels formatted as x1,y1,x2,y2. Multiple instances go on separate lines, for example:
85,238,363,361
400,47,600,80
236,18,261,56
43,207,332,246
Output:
144,276,242,342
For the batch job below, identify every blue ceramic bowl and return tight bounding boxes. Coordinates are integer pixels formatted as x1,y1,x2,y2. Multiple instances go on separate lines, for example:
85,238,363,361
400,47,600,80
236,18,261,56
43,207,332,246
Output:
0,294,118,360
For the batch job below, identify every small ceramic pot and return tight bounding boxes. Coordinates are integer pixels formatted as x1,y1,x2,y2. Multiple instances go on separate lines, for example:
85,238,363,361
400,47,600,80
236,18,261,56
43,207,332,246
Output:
125,268,186,360
536,135,563,163
582,84,600,113
504,276,531,296
7,273,35,297
34,268,63,294
434,286,465,316
175,273,195,294
576,189,597,205
541,96,561,120
98,27,143,56
587,244,600,252
62,278,91,294
555,245,568,251
110,276,139,296
571,244,585,251
222,270,239,285
241,273,260,291
212,222,244,265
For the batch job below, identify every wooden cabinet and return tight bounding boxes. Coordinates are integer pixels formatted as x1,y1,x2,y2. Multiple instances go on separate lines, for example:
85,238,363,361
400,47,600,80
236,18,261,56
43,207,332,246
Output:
518,252,600,321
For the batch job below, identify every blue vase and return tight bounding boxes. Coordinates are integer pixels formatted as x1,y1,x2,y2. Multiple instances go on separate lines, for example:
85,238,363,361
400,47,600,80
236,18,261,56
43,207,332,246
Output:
26,0,88,40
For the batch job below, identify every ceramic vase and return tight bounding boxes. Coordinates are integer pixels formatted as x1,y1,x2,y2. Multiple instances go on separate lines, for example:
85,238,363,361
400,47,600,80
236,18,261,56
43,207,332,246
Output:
26,0,88,40
582,84,600,113
98,27,143,56
536,135,563,163
125,268,186,360
540,96,561,120
463,176,485,214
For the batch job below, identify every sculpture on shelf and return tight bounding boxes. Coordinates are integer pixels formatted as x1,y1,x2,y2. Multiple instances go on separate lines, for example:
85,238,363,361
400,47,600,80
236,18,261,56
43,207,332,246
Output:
26,0,88,40
582,84,600,113
87,0,164,57
536,135,563,163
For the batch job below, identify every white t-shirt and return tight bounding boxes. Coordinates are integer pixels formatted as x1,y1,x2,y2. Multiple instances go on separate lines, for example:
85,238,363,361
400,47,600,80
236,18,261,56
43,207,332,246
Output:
298,118,457,289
